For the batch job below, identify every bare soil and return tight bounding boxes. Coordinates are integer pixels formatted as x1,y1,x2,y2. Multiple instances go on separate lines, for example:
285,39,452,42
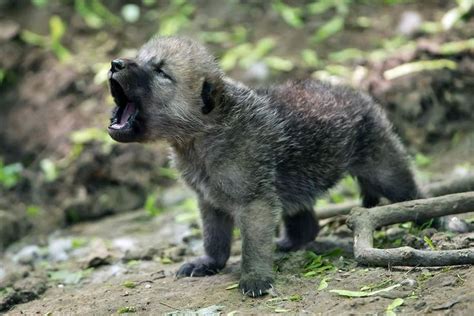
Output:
1,1,474,315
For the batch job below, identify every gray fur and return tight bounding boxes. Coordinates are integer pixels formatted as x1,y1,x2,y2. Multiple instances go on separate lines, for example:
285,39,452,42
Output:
107,36,422,297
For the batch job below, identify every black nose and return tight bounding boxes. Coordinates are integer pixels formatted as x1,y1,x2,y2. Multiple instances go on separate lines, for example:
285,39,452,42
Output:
111,59,126,72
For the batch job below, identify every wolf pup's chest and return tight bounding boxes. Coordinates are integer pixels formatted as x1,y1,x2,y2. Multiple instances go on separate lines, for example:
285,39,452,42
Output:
173,153,249,210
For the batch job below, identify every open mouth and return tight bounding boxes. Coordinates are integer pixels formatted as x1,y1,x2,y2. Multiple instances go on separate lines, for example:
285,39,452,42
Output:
108,78,139,131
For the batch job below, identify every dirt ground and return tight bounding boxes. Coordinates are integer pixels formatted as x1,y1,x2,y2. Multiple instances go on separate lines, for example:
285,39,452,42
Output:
2,144,474,315
1,1,474,315
2,185,474,315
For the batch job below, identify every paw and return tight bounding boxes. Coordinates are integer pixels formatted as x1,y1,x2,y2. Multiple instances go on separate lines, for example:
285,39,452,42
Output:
239,275,273,297
276,238,303,252
176,256,221,278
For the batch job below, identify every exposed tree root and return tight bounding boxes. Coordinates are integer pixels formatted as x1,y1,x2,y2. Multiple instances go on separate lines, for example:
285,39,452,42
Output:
424,175,474,198
317,174,474,219
346,192,474,266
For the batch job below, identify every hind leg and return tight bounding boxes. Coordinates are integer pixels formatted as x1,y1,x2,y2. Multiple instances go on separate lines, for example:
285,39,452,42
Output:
356,165,421,206
352,140,423,207
358,177,381,208
276,208,319,252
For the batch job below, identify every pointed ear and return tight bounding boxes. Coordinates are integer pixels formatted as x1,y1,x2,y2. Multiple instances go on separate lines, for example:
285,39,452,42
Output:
201,80,215,115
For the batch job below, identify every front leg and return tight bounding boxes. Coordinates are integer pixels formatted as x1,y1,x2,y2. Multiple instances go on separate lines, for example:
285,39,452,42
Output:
238,199,279,297
177,199,233,277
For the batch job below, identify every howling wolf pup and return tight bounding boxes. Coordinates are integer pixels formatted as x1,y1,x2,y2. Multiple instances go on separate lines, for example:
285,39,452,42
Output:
107,36,421,297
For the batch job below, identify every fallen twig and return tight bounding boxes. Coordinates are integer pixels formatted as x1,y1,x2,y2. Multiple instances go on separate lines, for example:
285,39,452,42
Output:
317,174,474,219
346,192,474,266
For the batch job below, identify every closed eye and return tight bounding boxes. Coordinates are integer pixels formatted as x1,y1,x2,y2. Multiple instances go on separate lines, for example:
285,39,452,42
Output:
153,66,172,80
153,63,173,81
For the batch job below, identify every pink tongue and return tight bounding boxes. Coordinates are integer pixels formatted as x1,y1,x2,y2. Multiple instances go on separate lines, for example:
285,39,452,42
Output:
112,102,135,129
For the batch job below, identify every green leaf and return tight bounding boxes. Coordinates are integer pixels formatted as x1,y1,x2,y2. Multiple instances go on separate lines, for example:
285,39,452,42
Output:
40,159,58,182
144,193,162,216
415,153,432,167
32,0,48,7
49,270,85,284
225,283,239,290
307,0,334,15
26,205,41,217
289,294,302,301
0,161,23,189
118,306,136,314
264,56,294,72
301,49,319,67
122,281,136,288
317,278,329,290
121,4,140,23
275,308,291,313
387,298,404,313
90,0,121,26
49,15,65,42
160,257,172,264
423,236,436,250
70,128,113,145
20,30,47,47
329,48,364,63
272,0,304,28
330,283,401,297
312,16,344,43
439,38,474,55
159,167,178,180
239,38,276,69
383,59,457,80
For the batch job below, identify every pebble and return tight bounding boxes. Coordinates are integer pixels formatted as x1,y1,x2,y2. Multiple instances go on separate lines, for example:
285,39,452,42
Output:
48,238,72,262
446,217,470,233
0,266,5,281
400,278,417,288
244,62,270,82
397,11,423,36
386,227,405,240
0,20,20,42
13,245,41,265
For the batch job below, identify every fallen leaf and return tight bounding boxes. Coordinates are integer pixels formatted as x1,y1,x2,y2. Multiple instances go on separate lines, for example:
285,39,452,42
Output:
330,284,401,298
225,283,239,290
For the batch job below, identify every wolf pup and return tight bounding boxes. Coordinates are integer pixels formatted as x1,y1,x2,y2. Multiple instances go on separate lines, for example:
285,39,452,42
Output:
107,36,422,297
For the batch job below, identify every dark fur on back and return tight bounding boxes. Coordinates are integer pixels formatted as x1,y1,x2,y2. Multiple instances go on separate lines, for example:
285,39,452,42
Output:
108,36,422,297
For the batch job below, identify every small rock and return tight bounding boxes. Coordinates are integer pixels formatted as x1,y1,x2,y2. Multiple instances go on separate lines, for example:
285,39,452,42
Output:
11,276,47,304
414,301,426,311
124,246,161,261
0,211,29,251
161,186,194,207
81,239,112,268
386,227,405,240
0,20,20,42
244,62,270,82
90,265,126,284
144,284,151,289
445,217,471,233
112,238,136,253
334,225,352,238
440,276,458,287
13,245,41,265
421,228,437,238
397,11,422,36
400,278,417,288
48,238,73,262
161,246,186,262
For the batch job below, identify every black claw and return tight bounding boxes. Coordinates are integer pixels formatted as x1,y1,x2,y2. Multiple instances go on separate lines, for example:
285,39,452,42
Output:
176,257,222,278
239,277,273,297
